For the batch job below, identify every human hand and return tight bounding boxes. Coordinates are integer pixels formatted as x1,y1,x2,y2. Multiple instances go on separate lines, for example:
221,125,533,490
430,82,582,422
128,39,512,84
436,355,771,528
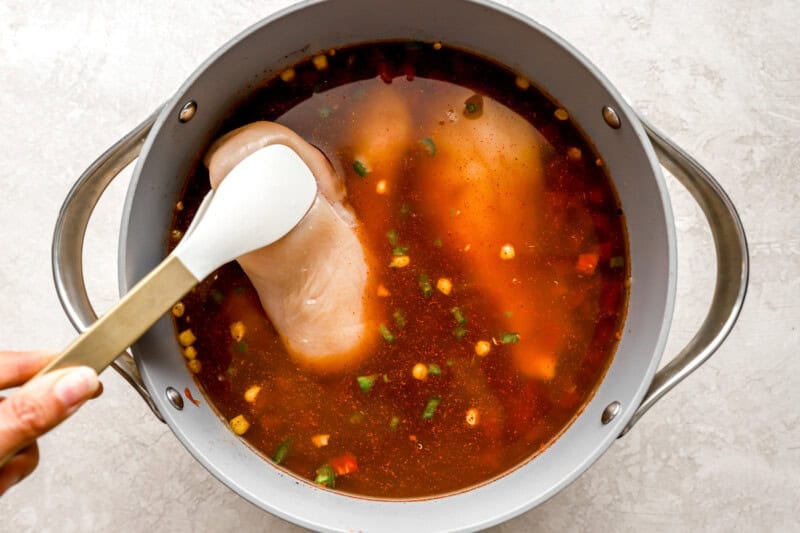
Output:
0,351,100,496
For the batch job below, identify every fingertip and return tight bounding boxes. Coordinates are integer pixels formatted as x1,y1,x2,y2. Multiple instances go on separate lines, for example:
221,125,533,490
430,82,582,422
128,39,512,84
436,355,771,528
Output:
91,380,104,399
52,367,100,410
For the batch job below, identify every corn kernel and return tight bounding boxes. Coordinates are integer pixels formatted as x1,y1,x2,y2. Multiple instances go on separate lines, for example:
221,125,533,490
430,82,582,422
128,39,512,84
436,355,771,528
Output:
280,68,295,82
178,329,196,347
187,359,202,373
515,76,530,90
375,179,388,195
567,147,582,161
436,277,453,295
244,385,261,403
466,408,479,426
230,414,250,435
433,42,442,50
376,284,391,297
500,244,516,260
311,434,330,448
554,108,569,121
389,255,410,268
474,340,491,357
412,363,428,381
230,321,246,342
312,54,328,70
183,346,197,360
172,302,185,317
176,201,184,211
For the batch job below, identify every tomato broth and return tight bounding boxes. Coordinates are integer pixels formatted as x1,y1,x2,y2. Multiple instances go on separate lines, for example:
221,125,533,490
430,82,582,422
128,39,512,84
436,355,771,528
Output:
170,42,629,499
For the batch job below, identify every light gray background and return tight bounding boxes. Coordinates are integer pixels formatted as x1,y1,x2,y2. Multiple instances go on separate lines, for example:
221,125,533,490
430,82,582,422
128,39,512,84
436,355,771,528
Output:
1,1,798,531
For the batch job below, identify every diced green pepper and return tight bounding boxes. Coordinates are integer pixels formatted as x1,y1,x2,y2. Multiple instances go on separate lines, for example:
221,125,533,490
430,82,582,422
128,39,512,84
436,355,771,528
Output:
272,439,292,464
610,256,625,268
210,289,224,304
419,137,436,156
389,416,400,430
379,324,395,343
499,332,520,344
314,464,336,488
352,159,369,177
357,375,377,393
450,307,467,325
386,229,399,246
428,363,442,377
422,396,441,420
452,326,468,339
393,310,406,329
419,274,433,298
463,94,484,118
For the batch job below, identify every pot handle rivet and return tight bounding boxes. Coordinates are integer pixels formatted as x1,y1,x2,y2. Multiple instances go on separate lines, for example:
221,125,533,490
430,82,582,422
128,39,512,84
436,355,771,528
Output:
601,401,621,425
602,105,621,129
166,387,184,410
179,100,197,123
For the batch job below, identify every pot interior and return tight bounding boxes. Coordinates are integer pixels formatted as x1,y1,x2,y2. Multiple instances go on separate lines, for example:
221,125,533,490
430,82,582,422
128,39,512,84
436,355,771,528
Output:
120,0,675,530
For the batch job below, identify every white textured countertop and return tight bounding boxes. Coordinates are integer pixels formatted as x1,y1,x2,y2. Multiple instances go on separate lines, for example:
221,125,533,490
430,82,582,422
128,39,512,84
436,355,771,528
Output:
1,1,798,531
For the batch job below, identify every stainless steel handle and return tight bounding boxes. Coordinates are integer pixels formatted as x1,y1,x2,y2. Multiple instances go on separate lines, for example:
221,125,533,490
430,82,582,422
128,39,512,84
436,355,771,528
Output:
52,106,165,422
620,115,750,436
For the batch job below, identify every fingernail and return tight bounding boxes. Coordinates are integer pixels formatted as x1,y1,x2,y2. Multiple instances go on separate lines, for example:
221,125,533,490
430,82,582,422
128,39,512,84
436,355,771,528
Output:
53,367,100,408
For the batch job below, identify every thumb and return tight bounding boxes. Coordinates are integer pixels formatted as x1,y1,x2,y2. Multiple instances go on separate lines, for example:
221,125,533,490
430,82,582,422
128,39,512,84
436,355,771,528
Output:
0,367,99,464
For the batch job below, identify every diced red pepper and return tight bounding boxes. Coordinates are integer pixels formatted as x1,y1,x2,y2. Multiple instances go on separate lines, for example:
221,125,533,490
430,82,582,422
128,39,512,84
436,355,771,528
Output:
576,253,599,275
329,453,358,476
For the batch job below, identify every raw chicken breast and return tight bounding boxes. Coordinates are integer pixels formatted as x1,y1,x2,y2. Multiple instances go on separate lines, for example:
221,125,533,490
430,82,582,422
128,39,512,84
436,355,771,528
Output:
204,122,378,372
413,87,559,379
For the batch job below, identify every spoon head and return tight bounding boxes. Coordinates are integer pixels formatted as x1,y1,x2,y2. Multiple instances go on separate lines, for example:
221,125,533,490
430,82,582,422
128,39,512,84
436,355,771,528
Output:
174,144,318,280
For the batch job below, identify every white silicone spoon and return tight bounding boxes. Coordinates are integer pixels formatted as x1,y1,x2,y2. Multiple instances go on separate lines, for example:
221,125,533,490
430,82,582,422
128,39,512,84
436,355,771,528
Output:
37,144,318,376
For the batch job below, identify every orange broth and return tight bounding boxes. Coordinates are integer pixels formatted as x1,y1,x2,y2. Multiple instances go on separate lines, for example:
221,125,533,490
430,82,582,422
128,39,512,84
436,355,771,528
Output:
170,42,629,498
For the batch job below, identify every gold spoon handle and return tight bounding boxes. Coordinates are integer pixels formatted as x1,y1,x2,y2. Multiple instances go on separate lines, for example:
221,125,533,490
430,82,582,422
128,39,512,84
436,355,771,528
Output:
38,255,198,376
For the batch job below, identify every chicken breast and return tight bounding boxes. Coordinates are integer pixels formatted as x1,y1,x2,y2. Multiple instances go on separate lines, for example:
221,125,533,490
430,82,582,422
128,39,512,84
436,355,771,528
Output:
204,122,378,372
414,87,558,379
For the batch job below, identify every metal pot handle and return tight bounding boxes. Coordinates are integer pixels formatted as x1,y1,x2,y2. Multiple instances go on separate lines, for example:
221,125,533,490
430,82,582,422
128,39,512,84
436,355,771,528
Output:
52,106,165,422
619,115,749,436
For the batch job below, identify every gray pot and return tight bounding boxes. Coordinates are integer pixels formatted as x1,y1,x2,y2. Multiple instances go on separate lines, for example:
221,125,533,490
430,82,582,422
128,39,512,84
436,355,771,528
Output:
51,0,749,531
